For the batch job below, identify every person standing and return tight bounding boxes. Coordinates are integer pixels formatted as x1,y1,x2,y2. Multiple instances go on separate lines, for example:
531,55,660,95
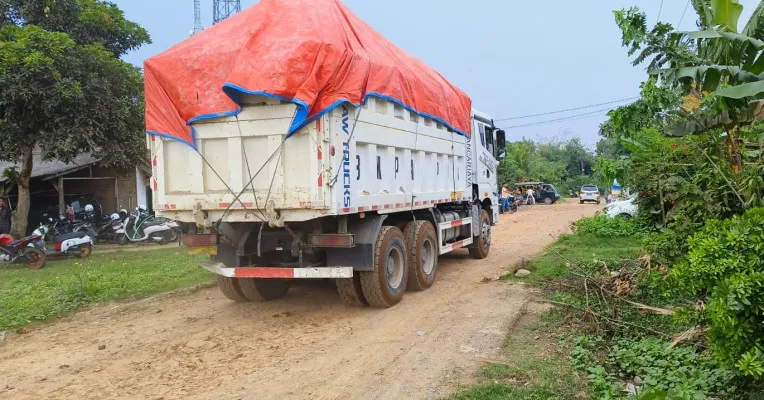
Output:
500,184,510,213
526,188,536,205
0,198,11,235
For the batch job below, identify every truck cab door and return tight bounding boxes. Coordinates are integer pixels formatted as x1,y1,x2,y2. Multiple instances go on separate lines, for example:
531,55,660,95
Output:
472,119,500,223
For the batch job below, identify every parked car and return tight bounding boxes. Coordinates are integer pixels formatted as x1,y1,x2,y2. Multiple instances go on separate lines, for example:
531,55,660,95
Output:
579,185,601,204
515,182,561,205
605,194,638,219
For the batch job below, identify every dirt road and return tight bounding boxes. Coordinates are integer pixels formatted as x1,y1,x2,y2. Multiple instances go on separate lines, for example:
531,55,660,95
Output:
0,202,598,400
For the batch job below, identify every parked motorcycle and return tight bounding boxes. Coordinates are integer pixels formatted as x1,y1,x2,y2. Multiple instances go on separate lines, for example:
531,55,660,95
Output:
508,195,519,213
0,234,47,269
72,205,118,244
114,207,179,245
33,221,94,258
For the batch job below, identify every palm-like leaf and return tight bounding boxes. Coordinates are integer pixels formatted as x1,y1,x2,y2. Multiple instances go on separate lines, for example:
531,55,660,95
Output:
742,0,764,40
692,0,714,29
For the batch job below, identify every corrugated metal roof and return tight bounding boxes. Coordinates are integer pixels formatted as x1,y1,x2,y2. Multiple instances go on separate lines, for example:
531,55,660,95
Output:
0,152,100,182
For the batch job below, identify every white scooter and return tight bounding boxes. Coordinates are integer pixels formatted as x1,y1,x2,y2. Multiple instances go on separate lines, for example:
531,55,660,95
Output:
114,206,179,245
32,220,94,258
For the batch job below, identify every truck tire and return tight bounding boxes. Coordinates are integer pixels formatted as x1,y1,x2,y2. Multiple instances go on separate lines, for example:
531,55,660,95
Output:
469,209,491,259
217,276,250,302
404,220,438,291
336,272,368,306
360,226,408,308
239,278,292,301
217,277,291,301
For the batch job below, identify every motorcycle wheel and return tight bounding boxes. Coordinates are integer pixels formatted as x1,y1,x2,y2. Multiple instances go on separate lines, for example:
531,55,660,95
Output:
115,233,129,245
22,247,46,270
156,231,172,245
87,228,98,245
77,244,93,258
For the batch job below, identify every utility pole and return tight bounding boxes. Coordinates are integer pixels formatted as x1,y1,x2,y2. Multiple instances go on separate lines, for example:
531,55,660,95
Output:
213,0,241,24
192,0,203,35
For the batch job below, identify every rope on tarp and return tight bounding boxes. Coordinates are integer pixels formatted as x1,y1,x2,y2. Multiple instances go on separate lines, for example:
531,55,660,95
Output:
211,107,298,228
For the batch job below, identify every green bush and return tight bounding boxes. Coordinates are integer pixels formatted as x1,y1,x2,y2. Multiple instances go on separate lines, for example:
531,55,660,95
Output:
572,214,647,237
673,207,764,379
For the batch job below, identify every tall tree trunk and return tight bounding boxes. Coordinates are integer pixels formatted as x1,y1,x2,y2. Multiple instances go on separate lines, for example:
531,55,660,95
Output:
727,126,743,174
10,147,33,237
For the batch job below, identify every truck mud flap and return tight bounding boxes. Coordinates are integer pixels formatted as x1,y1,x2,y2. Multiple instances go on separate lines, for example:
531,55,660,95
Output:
326,214,386,272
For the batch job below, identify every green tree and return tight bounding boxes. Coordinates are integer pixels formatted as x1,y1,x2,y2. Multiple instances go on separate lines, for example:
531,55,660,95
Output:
614,1,764,172
0,1,150,236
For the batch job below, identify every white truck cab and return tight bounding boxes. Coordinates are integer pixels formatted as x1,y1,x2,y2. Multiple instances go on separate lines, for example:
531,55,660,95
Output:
470,109,503,224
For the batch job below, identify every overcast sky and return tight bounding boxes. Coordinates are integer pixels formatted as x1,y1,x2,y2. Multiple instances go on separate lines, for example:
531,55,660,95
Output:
114,0,759,148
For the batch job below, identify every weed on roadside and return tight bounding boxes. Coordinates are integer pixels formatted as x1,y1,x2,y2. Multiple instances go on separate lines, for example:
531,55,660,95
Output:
446,309,590,400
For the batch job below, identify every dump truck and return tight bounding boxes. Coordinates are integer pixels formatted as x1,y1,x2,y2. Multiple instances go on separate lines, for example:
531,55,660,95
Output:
144,0,505,307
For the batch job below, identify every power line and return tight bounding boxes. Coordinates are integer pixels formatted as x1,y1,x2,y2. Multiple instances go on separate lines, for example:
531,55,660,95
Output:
494,97,638,121
657,0,664,21
500,107,613,129
678,0,691,27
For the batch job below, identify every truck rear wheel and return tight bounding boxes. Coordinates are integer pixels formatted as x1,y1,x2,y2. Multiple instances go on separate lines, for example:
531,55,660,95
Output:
217,276,249,302
404,220,438,291
239,278,292,301
469,209,491,259
360,226,408,308
336,272,368,306
217,276,291,301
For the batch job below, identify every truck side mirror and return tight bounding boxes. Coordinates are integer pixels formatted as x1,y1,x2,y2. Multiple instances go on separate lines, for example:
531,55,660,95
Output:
496,130,506,159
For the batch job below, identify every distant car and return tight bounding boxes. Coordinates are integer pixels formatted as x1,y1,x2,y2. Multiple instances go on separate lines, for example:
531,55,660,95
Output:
605,194,638,219
515,182,561,205
579,185,601,204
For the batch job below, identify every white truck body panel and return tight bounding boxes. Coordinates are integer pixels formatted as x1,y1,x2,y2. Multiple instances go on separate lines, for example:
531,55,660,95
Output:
152,95,490,224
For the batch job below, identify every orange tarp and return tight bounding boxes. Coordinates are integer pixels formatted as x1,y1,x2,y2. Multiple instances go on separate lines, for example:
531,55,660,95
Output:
144,0,472,148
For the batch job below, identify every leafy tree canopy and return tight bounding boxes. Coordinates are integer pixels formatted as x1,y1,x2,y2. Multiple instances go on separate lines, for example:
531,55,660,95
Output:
1,0,150,57
0,0,150,235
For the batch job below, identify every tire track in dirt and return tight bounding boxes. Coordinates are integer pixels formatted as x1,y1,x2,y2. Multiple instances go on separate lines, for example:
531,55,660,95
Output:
0,202,599,400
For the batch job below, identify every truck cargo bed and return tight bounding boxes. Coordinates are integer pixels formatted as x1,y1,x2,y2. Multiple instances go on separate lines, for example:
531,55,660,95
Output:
151,95,469,225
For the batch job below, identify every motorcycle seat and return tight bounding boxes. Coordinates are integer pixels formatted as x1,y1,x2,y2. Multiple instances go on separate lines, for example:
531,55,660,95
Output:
54,231,88,242
141,220,165,228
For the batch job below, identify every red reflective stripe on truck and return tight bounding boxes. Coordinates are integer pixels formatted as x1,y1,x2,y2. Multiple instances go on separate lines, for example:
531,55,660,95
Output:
317,173,323,187
451,219,463,227
358,206,365,212
219,203,231,208
152,156,157,166
317,146,323,160
451,239,467,249
153,180,158,191
235,267,295,278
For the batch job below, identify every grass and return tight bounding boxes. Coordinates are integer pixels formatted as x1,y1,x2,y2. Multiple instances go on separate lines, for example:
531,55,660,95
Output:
504,234,644,284
0,248,212,331
448,232,646,399
446,310,589,400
